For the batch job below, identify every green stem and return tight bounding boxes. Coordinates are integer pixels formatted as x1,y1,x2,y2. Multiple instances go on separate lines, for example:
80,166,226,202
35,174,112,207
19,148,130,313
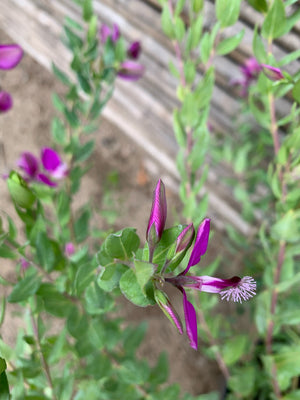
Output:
30,310,58,400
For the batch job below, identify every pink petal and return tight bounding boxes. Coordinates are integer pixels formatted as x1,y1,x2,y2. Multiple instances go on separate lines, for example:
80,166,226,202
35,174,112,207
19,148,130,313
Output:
37,173,57,187
17,152,39,178
127,41,141,59
117,61,145,81
183,218,210,274
146,179,167,244
261,64,284,81
0,44,23,70
182,290,198,350
0,91,13,112
41,148,61,172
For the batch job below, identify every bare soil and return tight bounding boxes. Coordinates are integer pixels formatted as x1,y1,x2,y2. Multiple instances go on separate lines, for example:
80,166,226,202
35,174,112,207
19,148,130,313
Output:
0,29,224,396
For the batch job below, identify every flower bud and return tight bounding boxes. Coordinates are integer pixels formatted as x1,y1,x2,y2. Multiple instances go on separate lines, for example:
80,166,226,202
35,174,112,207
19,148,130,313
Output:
154,289,183,334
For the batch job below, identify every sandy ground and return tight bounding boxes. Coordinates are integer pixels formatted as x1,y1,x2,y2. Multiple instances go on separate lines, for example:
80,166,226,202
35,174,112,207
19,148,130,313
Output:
0,29,224,396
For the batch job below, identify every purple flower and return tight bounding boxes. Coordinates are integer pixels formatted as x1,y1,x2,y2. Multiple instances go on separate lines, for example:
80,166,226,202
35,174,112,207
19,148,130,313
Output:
100,24,120,44
241,57,262,80
41,148,68,179
19,258,30,271
231,57,284,97
162,219,256,349
17,148,67,187
117,61,145,81
0,44,23,70
154,289,183,334
261,64,284,81
127,41,141,60
0,91,13,113
17,152,39,179
175,223,195,254
146,179,167,261
65,242,75,257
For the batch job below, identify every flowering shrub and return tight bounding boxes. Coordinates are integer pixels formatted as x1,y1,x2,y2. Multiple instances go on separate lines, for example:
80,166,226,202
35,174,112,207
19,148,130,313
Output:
0,0,300,399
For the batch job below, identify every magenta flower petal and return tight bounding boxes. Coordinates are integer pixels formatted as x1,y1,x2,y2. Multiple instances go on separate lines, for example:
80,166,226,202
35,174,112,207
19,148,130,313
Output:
41,148,61,172
111,24,120,42
146,179,167,247
100,24,111,43
65,242,75,257
0,44,23,70
0,91,13,112
100,24,120,44
117,61,145,81
17,152,39,178
49,162,68,179
127,41,141,59
182,218,210,274
155,290,183,334
241,57,262,79
175,223,195,254
182,289,198,350
37,173,57,187
261,64,284,81
199,275,256,303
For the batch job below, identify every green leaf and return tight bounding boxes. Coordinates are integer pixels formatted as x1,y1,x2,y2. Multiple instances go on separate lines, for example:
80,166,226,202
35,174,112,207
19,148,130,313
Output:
57,190,70,226
0,368,9,400
35,232,57,272
247,0,268,12
0,358,6,375
84,282,114,314
74,208,91,243
174,16,185,41
83,0,93,22
175,0,185,15
283,390,300,400
8,270,41,303
74,262,96,295
192,0,204,13
271,211,300,242
105,228,140,260
216,30,244,55
37,283,73,317
77,72,92,94
173,110,186,147
64,26,83,50
134,260,155,291
97,263,127,292
161,4,175,38
74,140,94,163
52,93,65,113
216,0,241,27
253,25,267,63
0,244,17,260
222,335,248,365
87,15,98,43
119,269,155,307
7,172,36,209
51,117,66,145
262,0,286,39
118,360,150,385
274,346,300,391
292,79,300,104
52,63,71,86
228,366,255,396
